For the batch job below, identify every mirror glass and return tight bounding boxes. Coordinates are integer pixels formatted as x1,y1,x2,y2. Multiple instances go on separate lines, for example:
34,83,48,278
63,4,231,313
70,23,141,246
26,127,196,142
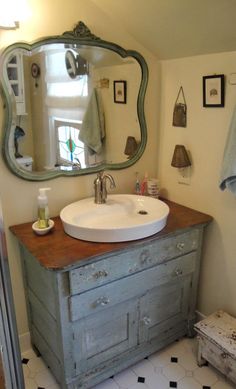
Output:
0,22,148,181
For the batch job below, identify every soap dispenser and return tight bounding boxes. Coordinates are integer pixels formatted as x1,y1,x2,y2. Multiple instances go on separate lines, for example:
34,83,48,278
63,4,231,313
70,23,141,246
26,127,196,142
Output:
37,188,51,229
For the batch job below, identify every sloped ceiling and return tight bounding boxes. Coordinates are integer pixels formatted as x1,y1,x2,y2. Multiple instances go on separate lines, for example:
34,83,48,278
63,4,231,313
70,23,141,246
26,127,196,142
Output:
91,0,236,60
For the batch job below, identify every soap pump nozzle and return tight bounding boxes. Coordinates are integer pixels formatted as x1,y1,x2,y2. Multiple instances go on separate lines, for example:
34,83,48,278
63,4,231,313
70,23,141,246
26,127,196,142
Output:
38,188,51,201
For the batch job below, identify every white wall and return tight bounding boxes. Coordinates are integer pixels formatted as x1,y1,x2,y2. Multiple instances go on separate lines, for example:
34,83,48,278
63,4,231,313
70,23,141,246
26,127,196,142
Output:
159,51,236,317
0,0,160,339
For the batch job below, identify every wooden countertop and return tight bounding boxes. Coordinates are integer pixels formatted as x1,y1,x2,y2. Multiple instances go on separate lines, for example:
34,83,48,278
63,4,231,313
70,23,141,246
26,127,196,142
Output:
10,199,212,271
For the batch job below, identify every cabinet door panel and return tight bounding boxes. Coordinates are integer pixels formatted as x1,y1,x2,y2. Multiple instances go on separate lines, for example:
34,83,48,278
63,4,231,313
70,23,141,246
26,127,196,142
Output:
73,299,138,374
139,276,191,343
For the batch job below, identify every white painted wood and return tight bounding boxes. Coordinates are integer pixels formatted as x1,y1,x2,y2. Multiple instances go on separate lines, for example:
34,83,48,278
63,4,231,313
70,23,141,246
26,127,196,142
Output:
195,310,236,384
5,52,26,115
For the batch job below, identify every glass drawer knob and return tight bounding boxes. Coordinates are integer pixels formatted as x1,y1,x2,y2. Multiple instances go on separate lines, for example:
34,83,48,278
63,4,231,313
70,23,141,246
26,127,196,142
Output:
93,296,110,308
175,268,183,276
142,316,151,325
140,250,151,264
93,270,108,279
177,242,185,250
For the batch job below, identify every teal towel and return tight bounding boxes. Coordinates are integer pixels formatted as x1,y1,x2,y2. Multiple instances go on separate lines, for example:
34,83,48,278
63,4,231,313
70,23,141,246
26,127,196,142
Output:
220,106,236,194
79,89,105,153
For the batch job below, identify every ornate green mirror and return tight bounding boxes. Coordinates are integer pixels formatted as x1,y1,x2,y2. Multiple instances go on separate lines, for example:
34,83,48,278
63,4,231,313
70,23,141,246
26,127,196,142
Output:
0,22,148,181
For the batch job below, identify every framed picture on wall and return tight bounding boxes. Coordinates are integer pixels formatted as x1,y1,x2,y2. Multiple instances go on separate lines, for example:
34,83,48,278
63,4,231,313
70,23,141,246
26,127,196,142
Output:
113,80,127,104
203,74,225,107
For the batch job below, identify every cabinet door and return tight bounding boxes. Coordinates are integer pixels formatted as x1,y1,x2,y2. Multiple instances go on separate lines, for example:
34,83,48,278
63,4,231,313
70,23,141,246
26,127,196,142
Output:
6,53,26,115
72,298,138,375
139,275,192,344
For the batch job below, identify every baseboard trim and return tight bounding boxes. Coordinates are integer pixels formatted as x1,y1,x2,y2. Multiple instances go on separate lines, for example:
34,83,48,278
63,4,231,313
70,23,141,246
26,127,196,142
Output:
195,310,206,322
19,331,31,354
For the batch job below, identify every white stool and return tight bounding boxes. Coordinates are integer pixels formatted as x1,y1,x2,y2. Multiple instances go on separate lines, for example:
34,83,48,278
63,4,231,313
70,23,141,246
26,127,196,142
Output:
194,310,236,384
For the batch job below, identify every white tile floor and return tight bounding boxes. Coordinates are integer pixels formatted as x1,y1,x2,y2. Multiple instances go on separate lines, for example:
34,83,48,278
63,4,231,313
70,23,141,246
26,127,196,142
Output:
22,337,235,389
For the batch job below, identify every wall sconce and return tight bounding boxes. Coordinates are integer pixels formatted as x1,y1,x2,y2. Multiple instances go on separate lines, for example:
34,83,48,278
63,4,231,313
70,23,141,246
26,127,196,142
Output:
0,2,19,29
124,136,138,159
0,19,19,29
171,145,191,177
0,0,29,29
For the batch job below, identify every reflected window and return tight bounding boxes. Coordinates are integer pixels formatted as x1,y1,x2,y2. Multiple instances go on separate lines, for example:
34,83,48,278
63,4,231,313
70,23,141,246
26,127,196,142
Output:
55,120,86,168
48,78,87,97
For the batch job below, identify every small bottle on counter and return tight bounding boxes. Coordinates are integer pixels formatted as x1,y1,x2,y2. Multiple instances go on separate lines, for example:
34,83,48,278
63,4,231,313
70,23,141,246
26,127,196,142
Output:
135,172,141,195
37,188,51,229
140,172,148,195
147,178,160,198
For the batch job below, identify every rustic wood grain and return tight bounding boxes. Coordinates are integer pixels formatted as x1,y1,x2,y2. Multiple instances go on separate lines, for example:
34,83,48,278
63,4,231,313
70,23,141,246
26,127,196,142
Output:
9,199,212,271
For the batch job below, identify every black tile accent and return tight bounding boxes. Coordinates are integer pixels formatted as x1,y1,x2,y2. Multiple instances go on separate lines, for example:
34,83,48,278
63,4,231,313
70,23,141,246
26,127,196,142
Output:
137,376,145,383
38,387,46,389
21,358,29,364
202,386,211,389
109,376,114,379
169,382,177,388
144,356,149,360
171,356,178,363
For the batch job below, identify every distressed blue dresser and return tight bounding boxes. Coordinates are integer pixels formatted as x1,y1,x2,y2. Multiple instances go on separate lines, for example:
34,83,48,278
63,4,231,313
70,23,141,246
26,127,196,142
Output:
10,200,212,388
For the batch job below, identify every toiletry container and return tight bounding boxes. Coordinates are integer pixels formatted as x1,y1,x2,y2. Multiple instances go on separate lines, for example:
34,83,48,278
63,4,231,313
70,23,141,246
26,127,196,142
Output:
37,188,51,229
147,178,160,198
135,172,141,195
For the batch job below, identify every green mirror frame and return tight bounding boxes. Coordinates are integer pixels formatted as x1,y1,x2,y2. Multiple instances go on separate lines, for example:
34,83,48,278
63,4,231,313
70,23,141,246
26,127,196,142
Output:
0,21,148,181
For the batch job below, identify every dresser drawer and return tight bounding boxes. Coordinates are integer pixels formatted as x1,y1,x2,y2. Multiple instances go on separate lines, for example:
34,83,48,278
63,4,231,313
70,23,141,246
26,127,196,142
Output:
69,251,196,321
69,228,200,295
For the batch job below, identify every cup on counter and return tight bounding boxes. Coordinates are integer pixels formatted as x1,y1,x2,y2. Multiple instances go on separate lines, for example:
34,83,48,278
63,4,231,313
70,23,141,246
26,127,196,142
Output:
147,178,160,198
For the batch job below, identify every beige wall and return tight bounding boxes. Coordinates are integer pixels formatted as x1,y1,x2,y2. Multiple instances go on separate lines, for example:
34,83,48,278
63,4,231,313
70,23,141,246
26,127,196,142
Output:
0,0,160,338
96,62,141,163
159,52,236,317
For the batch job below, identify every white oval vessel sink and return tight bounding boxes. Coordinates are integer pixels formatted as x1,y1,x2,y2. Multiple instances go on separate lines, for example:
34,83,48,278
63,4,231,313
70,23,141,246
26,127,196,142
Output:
60,194,169,243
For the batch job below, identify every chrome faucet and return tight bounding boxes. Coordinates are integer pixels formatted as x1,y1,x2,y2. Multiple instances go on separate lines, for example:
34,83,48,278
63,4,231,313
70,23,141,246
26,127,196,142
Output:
94,172,116,204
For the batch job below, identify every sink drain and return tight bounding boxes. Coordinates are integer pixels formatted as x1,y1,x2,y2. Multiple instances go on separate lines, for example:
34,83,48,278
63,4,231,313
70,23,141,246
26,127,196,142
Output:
138,210,148,215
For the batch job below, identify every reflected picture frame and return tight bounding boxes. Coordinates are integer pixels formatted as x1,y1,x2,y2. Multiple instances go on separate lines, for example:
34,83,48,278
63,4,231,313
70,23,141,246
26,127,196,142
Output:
113,80,127,104
203,74,225,107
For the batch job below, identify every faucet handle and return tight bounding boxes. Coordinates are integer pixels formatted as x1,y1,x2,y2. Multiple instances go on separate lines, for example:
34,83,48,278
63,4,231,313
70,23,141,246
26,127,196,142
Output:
94,172,102,183
103,173,116,189
108,178,116,189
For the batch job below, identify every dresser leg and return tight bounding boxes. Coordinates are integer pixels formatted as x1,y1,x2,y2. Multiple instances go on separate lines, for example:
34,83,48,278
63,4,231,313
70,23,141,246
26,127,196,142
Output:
187,318,195,337
197,338,207,366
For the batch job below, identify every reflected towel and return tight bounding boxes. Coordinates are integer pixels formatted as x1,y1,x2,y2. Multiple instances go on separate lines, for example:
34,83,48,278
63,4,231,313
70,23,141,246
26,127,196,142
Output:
79,89,105,154
220,106,236,194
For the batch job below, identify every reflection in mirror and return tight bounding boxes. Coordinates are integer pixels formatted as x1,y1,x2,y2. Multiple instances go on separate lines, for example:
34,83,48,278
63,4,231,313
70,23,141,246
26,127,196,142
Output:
1,21,148,181
65,49,89,79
